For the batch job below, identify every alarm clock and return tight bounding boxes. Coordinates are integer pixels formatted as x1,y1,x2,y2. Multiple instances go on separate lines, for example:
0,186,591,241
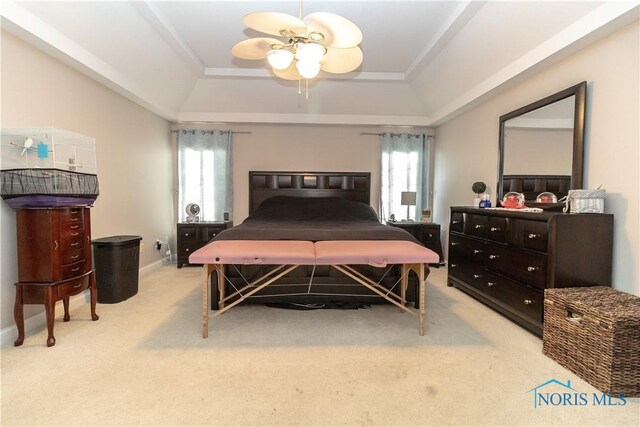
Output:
185,203,200,222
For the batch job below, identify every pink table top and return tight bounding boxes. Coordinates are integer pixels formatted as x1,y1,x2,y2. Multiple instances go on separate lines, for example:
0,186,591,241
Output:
189,240,316,265
315,240,439,267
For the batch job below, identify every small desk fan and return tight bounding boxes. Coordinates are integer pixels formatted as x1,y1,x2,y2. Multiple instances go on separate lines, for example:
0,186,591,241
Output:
185,203,200,222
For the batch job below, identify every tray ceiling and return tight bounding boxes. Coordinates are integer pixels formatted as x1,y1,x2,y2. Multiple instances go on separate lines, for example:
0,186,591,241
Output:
2,1,638,125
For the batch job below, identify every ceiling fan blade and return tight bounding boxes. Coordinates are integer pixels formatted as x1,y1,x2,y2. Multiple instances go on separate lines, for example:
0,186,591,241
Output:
243,12,306,37
272,63,301,80
231,37,284,60
303,12,362,48
320,46,363,73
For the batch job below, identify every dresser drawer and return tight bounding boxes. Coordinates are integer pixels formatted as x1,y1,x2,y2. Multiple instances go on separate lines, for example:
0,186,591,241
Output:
509,220,548,252
56,274,90,299
61,247,84,265
487,216,507,243
60,208,84,227
61,260,86,279
484,243,547,290
491,277,543,326
450,212,464,233
60,229,84,250
464,214,488,238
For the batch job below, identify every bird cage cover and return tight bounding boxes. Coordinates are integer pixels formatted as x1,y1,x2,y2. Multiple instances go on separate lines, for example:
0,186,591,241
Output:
1,168,99,208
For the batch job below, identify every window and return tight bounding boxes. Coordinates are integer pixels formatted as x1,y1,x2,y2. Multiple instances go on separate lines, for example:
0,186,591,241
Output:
380,132,433,221
177,130,232,222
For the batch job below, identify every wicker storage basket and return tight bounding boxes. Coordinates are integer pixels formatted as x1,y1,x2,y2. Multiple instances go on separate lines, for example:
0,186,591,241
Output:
564,189,605,213
543,287,640,396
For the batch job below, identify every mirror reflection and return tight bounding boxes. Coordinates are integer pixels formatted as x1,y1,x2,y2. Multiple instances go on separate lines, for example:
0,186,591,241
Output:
498,82,586,205
503,96,574,176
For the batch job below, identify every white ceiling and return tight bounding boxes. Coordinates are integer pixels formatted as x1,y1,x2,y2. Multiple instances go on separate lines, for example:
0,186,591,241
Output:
2,1,639,126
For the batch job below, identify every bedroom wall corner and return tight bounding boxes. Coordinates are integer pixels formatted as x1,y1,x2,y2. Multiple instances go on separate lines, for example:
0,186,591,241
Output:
0,31,175,330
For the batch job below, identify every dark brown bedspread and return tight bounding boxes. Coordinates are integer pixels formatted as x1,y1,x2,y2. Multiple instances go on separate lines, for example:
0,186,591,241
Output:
214,196,420,244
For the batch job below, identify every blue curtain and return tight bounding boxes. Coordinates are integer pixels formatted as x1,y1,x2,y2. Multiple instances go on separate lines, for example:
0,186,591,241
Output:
380,132,430,221
177,130,232,222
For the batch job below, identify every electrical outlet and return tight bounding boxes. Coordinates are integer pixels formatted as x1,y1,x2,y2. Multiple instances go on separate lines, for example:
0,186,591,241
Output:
155,239,162,250
140,242,145,253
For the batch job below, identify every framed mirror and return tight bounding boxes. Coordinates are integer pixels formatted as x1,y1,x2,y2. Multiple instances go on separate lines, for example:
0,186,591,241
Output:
497,81,586,207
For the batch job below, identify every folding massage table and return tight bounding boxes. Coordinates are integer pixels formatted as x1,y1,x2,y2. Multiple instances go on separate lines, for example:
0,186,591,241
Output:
189,240,439,337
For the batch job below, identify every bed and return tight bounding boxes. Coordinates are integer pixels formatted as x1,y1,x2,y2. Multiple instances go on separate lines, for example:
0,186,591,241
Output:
190,171,439,336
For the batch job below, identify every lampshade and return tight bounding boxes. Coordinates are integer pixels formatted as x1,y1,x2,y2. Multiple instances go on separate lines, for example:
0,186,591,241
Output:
296,59,321,78
267,49,294,70
401,191,417,206
295,42,325,62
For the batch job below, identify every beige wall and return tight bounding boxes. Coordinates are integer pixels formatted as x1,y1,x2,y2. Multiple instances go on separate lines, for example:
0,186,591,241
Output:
171,123,433,225
1,32,174,329
434,21,640,295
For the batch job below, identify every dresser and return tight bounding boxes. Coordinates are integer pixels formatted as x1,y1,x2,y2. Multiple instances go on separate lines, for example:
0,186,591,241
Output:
14,207,98,347
447,207,613,335
387,221,444,266
177,221,232,268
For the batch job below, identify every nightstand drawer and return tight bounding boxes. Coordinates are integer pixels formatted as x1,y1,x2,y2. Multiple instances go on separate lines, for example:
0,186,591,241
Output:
180,227,197,241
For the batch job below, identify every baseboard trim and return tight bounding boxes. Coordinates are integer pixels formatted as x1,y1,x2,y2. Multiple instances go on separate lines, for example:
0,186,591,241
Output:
1,260,165,347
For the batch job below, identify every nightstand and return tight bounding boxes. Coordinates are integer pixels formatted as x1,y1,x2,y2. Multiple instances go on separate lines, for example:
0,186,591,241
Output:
386,221,444,266
177,221,232,268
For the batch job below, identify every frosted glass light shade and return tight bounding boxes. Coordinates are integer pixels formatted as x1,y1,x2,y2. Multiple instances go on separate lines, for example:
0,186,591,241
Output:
295,42,325,62
296,60,321,78
267,49,294,70
401,191,416,206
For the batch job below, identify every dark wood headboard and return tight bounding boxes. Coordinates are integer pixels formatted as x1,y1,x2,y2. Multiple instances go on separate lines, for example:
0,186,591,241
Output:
249,171,371,213
501,174,571,201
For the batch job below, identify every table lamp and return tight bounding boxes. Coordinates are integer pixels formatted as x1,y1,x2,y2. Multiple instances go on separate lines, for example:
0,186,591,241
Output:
401,191,416,221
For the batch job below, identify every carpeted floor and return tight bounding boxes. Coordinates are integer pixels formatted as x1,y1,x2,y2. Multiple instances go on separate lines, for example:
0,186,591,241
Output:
1,265,638,426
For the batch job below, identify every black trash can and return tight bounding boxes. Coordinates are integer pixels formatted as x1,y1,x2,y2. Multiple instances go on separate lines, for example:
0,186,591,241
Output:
92,235,142,303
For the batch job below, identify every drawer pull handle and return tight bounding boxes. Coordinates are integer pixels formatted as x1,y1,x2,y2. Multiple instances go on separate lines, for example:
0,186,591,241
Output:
71,232,80,236
73,283,82,289
185,248,190,252
473,274,482,279
71,267,80,272
487,282,496,287
527,266,539,272
489,255,498,260
428,234,433,238
185,233,189,237
450,264,458,268
490,227,500,232
524,299,533,305
70,217,80,221
54,240,59,251
528,233,540,239
70,225,79,230
473,249,482,254
71,255,80,260
452,220,460,224
451,242,459,246
71,242,80,247
474,224,484,229
212,233,216,237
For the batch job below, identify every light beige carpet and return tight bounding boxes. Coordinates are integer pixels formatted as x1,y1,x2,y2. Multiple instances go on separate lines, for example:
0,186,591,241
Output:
1,265,638,426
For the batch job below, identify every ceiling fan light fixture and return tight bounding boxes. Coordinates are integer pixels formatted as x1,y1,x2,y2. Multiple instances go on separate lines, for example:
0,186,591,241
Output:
267,49,294,70
295,42,325,63
296,59,321,79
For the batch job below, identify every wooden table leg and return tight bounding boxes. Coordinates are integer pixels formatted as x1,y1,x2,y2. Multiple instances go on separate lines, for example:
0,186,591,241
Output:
417,263,426,336
89,272,99,321
203,264,213,338
14,286,25,347
63,298,70,322
400,264,409,311
218,265,226,310
44,286,56,347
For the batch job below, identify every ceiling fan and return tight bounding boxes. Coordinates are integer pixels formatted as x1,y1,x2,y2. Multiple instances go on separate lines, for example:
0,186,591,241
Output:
231,2,363,84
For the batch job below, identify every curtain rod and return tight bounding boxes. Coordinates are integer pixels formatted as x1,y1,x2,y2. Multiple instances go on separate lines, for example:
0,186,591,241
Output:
170,130,252,134
360,132,435,139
